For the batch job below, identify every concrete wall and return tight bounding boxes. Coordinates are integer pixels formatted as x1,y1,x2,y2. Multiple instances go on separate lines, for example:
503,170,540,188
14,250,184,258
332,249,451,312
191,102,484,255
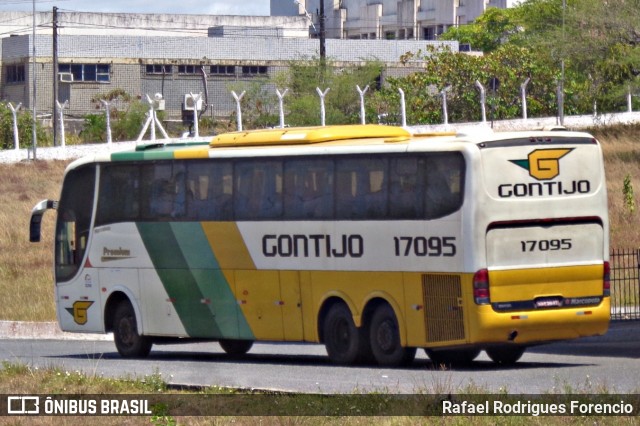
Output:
0,11,309,38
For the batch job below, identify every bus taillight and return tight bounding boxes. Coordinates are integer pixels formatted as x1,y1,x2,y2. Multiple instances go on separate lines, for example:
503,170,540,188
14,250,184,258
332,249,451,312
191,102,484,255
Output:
473,269,490,305
603,261,610,297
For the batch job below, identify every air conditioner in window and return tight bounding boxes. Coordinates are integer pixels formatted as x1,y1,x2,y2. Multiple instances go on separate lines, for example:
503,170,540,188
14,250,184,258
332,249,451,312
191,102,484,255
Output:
59,72,73,82
183,94,203,111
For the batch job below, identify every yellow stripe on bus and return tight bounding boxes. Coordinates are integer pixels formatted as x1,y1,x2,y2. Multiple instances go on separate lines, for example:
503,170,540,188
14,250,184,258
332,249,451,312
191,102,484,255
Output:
174,147,211,159
201,222,256,271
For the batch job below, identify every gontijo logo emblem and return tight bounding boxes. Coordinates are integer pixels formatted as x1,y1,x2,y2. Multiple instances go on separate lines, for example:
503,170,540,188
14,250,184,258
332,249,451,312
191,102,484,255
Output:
65,301,94,325
509,148,573,180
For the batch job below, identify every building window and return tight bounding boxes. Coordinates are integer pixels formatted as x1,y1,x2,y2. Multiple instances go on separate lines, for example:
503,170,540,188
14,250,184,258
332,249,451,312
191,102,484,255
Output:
210,65,235,75
5,64,25,83
59,64,110,82
178,65,201,75
241,65,267,76
423,26,436,40
146,64,172,75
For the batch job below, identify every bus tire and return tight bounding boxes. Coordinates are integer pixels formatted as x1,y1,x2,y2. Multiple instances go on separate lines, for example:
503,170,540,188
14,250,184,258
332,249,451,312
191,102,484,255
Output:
369,304,416,366
486,346,525,365
113,301,152,358
219,339,253,356
425,348,480,366
323,302,360,365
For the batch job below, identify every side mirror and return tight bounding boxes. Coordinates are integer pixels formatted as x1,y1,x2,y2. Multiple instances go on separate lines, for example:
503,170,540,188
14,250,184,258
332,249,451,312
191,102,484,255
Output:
29,199,57,243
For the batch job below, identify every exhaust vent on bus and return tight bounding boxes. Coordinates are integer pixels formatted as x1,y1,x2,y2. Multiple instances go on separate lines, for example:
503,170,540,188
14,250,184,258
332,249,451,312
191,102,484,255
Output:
422,274,465,343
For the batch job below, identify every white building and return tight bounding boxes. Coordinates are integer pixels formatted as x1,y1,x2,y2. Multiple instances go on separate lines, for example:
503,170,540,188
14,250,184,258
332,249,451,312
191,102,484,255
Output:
0,11,456,125
278,0,516,40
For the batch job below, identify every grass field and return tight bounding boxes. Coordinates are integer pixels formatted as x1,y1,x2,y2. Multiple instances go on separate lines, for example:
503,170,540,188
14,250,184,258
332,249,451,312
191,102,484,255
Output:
0,361,637,424
1,124,639,321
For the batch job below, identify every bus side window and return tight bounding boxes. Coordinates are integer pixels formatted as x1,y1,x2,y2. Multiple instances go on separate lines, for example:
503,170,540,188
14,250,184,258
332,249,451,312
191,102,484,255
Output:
390,157,422,219
284,159,334,219
235,161,282,220
186,161,233,221
424,153,465,219
336,158,387,219
150,179,175,218
96,165,140,226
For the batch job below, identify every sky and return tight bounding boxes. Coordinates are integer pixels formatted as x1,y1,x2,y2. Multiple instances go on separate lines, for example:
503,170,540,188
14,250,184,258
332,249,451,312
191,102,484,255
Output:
0,0,270,16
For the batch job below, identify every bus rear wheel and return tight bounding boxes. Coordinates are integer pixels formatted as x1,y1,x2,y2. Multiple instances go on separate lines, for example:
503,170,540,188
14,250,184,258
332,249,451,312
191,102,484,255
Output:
219,339,253,356
486,346,526,365
113,301,152,358
323,302,361,365
369,304,416,366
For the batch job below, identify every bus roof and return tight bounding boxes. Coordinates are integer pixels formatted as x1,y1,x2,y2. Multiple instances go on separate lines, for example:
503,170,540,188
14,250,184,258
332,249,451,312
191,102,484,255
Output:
67,125,598,167
209,125,413,147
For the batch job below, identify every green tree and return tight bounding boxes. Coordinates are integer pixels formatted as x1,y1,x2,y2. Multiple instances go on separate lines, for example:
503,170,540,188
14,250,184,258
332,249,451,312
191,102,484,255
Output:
440,7,519,53
438,0,640,117
112,99,158,141
227,79,279,130
371,45,559,125
512,0,640,114
281,59,383,127
80,113,107,143
83,89,169,142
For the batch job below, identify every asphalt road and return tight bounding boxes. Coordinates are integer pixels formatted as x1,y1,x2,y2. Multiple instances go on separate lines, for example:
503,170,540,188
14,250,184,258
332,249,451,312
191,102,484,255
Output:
1,322,638,394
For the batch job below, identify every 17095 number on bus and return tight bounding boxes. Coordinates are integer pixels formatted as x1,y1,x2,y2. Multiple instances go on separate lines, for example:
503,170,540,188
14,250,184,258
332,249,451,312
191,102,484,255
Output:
520,239,573,252
393,236,456,257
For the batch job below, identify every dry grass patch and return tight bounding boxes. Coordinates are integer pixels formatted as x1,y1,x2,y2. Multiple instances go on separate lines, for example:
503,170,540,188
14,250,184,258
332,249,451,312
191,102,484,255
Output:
591,125,640,249
0,160,69,321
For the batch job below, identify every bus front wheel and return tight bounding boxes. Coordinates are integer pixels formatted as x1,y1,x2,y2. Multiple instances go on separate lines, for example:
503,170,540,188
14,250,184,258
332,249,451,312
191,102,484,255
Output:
486,346,526,365
113,301,152,358
219,339,253,356
369,304,416,366
323,302,361,365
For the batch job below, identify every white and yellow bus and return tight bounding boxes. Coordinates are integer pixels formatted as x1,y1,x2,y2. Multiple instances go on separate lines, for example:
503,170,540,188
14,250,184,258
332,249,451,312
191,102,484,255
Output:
30,124,610,366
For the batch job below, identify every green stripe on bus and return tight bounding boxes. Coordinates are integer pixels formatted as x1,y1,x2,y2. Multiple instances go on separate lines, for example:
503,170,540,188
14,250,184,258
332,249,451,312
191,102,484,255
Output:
170,222,253,340
136,222,254,340
111,151,177,161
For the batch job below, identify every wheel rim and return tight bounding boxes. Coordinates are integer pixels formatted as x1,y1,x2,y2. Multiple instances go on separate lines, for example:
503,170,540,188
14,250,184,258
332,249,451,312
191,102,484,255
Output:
375,319,396,354
117,315,135,348
333,317,351,352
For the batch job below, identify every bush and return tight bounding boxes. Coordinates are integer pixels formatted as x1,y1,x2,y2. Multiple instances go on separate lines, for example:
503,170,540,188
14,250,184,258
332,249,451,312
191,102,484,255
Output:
0,102,50,150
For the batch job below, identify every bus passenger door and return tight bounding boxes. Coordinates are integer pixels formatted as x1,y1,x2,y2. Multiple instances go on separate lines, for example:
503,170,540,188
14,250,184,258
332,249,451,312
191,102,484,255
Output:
54,165,103,333
235,270,286,341
280,271,304,341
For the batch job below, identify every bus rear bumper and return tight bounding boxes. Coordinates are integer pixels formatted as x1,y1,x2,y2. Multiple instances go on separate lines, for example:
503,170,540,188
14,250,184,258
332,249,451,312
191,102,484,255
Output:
468,298,610,346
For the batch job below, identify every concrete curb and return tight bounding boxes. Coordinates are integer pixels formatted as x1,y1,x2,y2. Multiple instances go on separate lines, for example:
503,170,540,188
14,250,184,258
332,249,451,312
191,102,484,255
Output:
0,321,112,341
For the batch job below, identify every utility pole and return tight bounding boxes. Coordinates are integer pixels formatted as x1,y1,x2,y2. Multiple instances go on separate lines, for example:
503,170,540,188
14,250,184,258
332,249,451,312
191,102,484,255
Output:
559,0,566,126
31,0,37,159
319,0,325,61
52,6,59,146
